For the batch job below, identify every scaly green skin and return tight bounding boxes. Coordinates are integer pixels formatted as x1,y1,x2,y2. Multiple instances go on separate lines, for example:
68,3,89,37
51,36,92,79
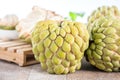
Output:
87,6,120,40
0,26,15,30
86,16,120,72
31,20,89,74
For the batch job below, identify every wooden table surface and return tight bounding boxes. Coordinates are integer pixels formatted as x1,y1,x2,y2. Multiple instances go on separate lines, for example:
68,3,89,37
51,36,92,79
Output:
0,58,120,80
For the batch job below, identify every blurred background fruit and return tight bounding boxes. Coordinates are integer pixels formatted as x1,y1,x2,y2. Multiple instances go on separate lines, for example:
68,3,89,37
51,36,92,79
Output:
85,16,120,72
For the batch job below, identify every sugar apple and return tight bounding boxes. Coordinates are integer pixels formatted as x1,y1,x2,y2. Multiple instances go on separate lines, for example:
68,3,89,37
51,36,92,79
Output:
0,14,18,30
31,20,89,74
85,16,120,72
87,6,120,40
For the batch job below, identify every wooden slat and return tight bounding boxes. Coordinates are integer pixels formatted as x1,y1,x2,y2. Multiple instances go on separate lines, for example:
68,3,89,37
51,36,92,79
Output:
0,42,27,50
0,39,38,66
0,40,23,45
0,50,15,62
16,47,32,54
26,60,38,65
7,44,31,53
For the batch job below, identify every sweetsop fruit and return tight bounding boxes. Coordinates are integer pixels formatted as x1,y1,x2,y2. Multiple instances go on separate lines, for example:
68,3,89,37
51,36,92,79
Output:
31,20,89,74
87,6,120,40
85,16,120,72
0,14,19,30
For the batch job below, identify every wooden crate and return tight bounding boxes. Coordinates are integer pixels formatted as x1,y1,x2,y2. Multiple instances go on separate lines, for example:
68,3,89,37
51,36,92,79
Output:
0,39,39,66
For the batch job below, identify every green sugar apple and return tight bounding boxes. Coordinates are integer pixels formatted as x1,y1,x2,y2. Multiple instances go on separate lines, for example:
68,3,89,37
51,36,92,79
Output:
31,20,89,74
87,6,120,40
85,16,120,72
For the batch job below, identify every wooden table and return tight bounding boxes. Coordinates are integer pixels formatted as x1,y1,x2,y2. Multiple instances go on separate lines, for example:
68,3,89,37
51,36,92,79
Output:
0,58,119,80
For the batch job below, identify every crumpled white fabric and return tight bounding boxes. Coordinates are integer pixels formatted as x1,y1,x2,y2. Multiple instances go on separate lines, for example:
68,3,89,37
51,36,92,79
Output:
16,6,63,41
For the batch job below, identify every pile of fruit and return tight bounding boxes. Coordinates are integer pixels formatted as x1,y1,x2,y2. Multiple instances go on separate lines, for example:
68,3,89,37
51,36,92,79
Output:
1,6,120,74
31,6,120,74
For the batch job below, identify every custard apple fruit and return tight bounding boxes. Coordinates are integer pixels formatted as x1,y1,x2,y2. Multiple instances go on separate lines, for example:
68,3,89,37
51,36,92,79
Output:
87,6,120,40
85,16,120,72
0,14,18,30
31,20,89,74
